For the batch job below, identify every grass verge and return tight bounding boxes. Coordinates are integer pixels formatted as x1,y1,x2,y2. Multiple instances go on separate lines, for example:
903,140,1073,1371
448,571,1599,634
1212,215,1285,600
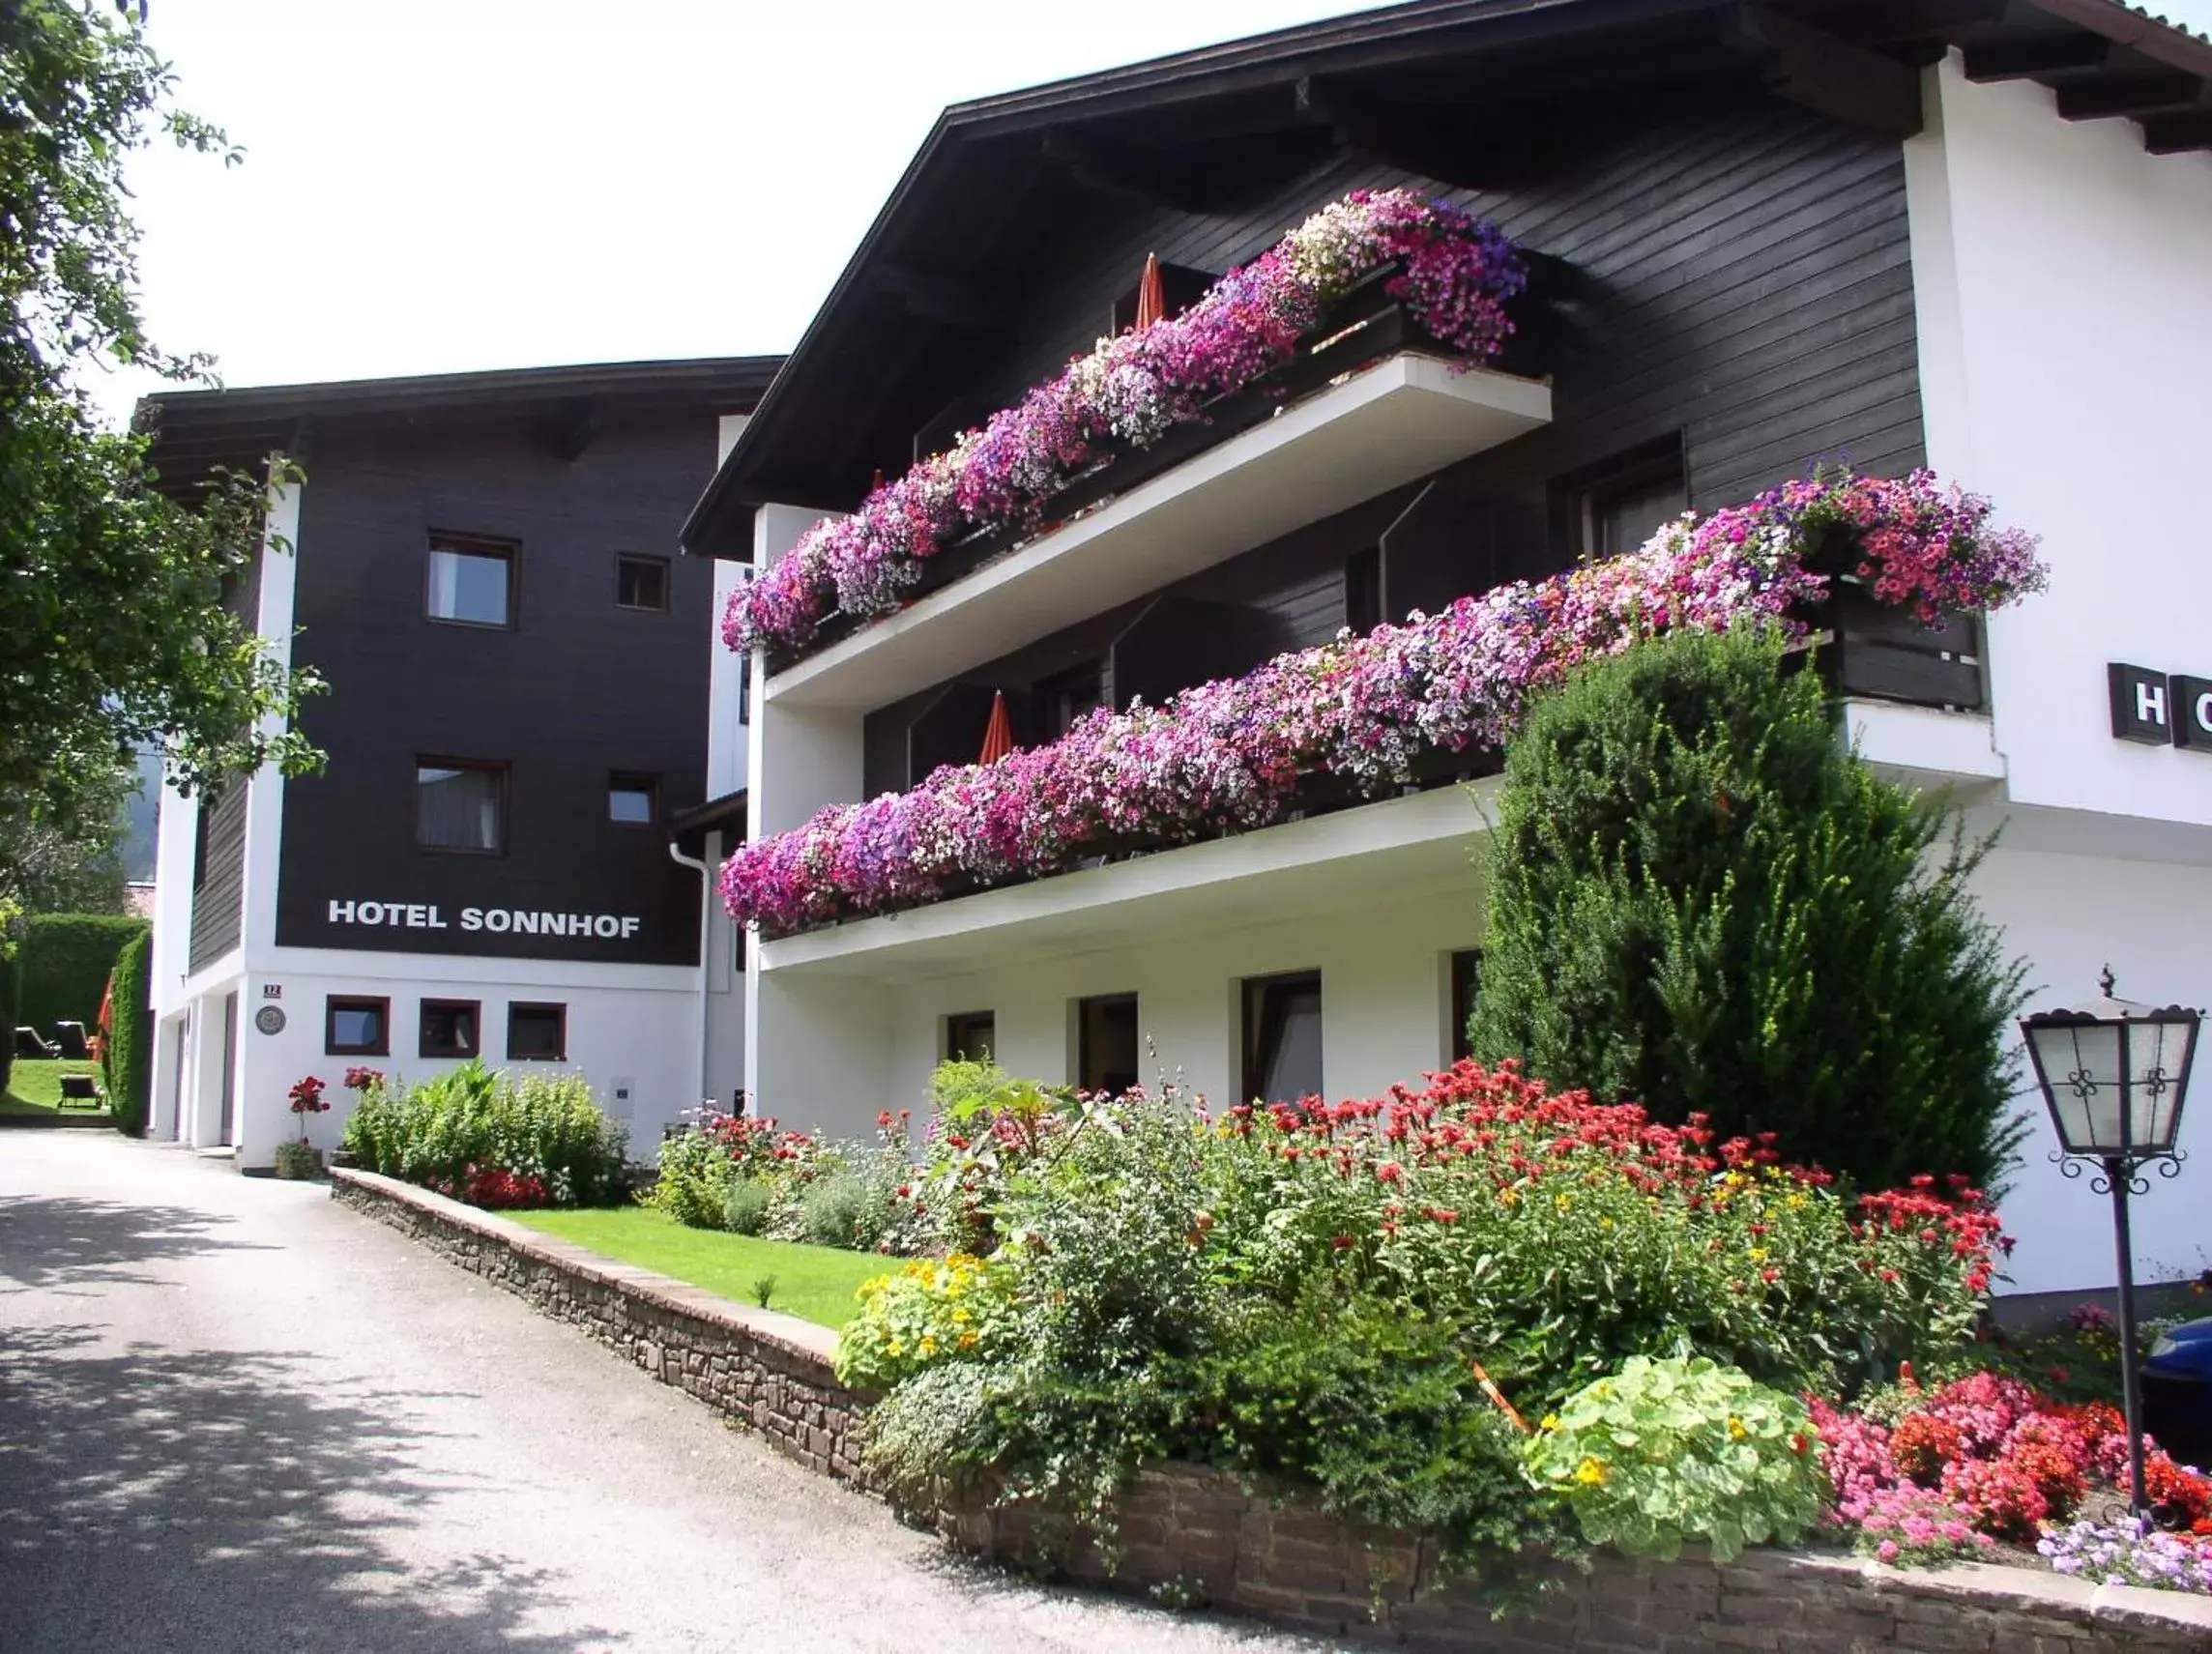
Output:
511,1205,883,1331
2,1059,108,1117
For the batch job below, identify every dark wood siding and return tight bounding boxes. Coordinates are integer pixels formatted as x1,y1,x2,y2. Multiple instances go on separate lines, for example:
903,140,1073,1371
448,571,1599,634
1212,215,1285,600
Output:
272,414,720,966
187,546,264,972
859,94,1924,780
188,782,250,972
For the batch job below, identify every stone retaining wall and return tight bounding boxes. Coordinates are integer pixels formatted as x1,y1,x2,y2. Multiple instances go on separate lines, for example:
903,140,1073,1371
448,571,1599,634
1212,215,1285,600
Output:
333,1170,2212,1653
330,1168,872,1486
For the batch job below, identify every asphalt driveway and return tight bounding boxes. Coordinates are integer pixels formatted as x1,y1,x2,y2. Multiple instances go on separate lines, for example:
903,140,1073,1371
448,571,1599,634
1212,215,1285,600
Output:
0,1132,1324,1652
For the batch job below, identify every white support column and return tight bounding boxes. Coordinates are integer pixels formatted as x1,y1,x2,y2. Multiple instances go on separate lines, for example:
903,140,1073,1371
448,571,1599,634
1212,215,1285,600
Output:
739,501,871,1119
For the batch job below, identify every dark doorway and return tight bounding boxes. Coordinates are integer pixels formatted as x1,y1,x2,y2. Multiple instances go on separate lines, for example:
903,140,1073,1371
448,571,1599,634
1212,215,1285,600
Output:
218,991,238,1147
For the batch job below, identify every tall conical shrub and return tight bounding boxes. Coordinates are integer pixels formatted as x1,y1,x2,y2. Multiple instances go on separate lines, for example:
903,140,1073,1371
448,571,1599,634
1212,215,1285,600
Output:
1470,626,2024,1189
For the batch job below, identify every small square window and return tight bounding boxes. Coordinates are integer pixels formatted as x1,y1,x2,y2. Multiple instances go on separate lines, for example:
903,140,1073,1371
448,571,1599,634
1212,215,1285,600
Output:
609,773,658,826
418,759,506,854
945,1010,995,1062
1242,971,1324,1105
426,535,514,627
616,554,669,613
326,996,391,1057
1449,949,1483,1063
420,999,480,1059
508,1001,567,1062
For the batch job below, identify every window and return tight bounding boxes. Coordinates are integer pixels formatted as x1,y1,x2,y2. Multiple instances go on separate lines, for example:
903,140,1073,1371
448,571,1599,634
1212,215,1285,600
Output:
945,1010,996,1062
608,773,658,826
326,996,390,1057
1345,545,1382,633
616,554,669,613
1242,972,1324,1104
1075,992,1138,1095
507,1001,567,1061
419,1000,480,1059
425,535,514,627
1036,664,1104,741
417,759,506,854
1564,441,1687,561
1449,949,1483,1063
1110,260,1213,334
739,652,753,725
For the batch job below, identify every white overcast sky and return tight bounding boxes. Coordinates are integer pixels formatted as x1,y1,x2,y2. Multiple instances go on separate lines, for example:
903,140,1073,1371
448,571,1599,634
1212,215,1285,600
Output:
99,0,2212,425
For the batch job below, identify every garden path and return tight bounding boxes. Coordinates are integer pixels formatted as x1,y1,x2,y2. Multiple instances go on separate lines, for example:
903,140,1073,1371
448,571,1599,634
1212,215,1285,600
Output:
0,1133,1323,1652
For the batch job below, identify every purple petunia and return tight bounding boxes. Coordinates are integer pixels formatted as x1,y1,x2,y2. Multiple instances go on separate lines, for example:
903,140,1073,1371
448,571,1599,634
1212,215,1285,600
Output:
716,468,2046,938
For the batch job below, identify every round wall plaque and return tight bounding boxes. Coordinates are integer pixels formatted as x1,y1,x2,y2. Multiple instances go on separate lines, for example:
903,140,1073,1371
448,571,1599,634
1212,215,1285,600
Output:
253,1004,287,1035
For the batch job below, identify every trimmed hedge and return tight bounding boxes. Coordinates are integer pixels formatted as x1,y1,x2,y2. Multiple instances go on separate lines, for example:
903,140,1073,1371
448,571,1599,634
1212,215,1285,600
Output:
0,943,17,1094
18,913,146,1040
104,929,152,1135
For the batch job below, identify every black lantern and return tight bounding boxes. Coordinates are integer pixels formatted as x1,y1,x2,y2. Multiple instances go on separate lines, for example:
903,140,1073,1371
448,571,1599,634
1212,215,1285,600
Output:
2021,968,2198,1517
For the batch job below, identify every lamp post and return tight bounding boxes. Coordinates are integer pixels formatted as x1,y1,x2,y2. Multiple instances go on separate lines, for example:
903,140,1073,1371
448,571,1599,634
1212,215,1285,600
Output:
2020,968,2198,1519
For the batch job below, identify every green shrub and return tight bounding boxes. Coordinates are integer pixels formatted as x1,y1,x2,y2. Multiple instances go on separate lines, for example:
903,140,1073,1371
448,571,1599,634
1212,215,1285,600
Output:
719,1178,772,1236
1523,1355,1825,1563
642,1125,739,1226
338,1061,627,1206
0,940,17,1093
1190,1287,1581,1585
801,1173,877,1249
17,913,145,1039
1470,627,2025,1189
103,929,152,1135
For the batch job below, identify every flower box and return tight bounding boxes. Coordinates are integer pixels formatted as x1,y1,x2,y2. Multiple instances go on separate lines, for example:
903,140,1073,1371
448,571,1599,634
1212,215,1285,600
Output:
726,469,2045,941
733,189,1528,670
764,263,1450,675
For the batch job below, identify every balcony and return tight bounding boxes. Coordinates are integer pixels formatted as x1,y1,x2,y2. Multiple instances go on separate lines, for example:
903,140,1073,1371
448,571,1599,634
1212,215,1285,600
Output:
766,353,1552,713
758,783,1495,982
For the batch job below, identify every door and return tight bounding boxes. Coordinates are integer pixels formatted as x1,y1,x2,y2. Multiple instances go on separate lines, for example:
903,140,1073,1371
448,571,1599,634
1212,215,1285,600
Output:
218,992,238,1147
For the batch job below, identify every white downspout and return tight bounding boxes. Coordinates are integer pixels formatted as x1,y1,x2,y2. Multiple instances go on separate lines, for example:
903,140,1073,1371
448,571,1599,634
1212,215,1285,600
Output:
668,840,713,1113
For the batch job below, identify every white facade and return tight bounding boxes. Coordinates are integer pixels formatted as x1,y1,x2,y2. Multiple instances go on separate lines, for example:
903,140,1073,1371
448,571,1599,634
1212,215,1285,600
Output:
726,48,2212,1300
1889,53,2212,1297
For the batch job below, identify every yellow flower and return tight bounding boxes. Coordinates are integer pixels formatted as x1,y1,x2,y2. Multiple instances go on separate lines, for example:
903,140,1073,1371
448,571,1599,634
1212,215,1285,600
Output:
957,1331,978,1350
1574,1457,1608,1487
1787,1194,1809,1210
1728,1417,1747,1441
918,1335,938,1356
1539,1413,1559,1433
1598,1217,1614,1232
887,1339,905,1358
1499,1187,1520,1207
1555,1194,1573,1213
1748,1247,1769,1264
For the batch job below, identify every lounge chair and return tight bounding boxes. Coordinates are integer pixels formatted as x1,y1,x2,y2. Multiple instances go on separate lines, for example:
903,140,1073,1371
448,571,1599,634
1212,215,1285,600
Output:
14,1028,58,1060
51,1022,91,1060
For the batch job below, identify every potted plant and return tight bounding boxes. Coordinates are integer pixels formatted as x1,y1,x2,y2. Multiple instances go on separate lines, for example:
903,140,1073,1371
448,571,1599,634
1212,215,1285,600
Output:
275,1074,329,1179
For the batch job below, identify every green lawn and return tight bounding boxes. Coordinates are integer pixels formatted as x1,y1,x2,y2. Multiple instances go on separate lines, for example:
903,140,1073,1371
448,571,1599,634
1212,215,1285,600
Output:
1,1059,107,1117
511,1206,886,1331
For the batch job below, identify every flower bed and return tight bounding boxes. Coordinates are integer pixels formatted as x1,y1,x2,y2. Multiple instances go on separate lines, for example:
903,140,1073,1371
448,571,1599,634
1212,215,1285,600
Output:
720,189,1527,662
717,467,2045,936
1809,1367,2212,1589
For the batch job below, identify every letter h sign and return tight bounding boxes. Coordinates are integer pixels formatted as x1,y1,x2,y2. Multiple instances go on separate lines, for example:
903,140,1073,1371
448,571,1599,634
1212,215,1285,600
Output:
2109,662,2212,749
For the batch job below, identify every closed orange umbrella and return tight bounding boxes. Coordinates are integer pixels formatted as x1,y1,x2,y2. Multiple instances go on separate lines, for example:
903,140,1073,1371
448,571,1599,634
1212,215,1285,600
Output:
978,690,1015,765
1135,252,1166,332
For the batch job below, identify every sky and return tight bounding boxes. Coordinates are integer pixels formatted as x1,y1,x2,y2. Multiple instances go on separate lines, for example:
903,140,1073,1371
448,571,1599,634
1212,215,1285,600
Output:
98,0,1361,423
101,0,2212,426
